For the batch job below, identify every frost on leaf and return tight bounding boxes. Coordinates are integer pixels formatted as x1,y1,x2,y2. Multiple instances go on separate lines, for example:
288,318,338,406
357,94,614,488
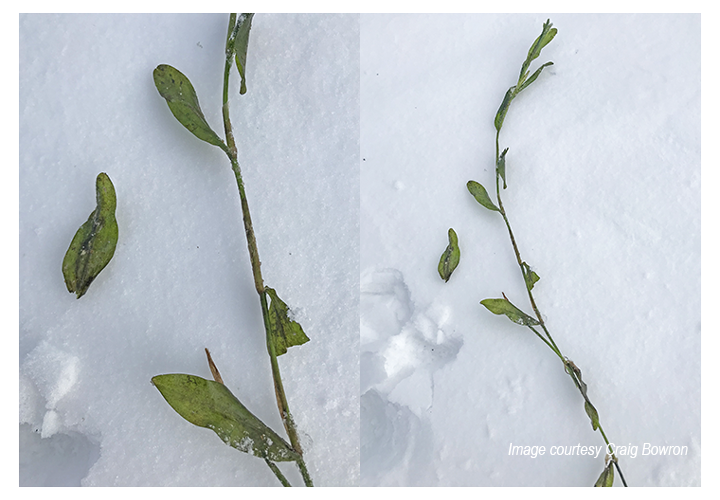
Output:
151,374,300,462
480,297,539,326
265,287,310,356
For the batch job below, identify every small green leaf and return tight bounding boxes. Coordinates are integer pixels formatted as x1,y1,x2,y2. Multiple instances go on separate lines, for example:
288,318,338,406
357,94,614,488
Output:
438,228,461,282
153,64,226,150
266,287,310,356
585,400,600,431
525,20,557,67
498,19,556,132
467,181,500,212
564,359,589,400
594,462,615,487
517,61,554,94
481,297,539,326
62,173,118,299
152,374,300,463
518,19,557,86
497,148,509,189
233,13,255,95
521,262,540,290
494,86,515,132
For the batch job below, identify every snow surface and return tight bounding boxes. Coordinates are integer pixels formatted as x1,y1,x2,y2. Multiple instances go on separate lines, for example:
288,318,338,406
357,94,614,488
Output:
19,13,699,487
20,13,358,487
359,14,699,486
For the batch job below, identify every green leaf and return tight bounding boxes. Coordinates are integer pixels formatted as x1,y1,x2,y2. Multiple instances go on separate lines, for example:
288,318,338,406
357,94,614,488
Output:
233,13,255,95
526,19,557,65
594,462,615,487
495,20,556,133
521,262,540,290
518,19,557,86
153,64,226,150
467,181,500,212
564,359,589,400
62,173,118,299
438,228,461,282
585,400,600,431
481,297,539,326
497,148,509,189
266,287,310,356
517,61,554,94
494,86,515,132
152,374,300,463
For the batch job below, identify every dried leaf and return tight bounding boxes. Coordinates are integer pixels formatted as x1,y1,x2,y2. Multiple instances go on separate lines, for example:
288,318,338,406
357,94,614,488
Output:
205,348,224,385
564,359,589,400
62,173,118,298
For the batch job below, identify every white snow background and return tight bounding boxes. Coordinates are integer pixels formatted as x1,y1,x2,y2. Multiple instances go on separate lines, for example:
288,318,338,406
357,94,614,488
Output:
20,13,359,487
359,14,699,486
19,13,700,487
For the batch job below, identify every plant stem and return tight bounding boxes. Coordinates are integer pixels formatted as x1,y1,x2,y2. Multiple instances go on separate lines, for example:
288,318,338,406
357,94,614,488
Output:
264,458,291,487
493,129,627,487
221,14,312,487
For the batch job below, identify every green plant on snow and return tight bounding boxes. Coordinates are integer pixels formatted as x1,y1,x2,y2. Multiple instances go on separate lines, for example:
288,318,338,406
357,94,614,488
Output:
62,172,119,299
150,14,313,487
440,19,627,487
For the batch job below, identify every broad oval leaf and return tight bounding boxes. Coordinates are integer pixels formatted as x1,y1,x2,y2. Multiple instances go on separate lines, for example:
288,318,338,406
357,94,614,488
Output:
481,297,539,326
62,172,118,299
438,228,461,282
152,374,300,462
153,64,226,150
467,181,500,212
594,462,615,487
233,13,255,95
266,287,310,356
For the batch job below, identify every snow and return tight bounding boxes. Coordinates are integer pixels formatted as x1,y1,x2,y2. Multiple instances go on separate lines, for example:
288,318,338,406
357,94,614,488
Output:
359,13,699,486
19,13,700,487
20,13,358,487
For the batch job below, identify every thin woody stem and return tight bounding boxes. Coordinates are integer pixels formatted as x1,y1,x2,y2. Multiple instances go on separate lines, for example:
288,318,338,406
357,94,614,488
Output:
221,14,312,487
